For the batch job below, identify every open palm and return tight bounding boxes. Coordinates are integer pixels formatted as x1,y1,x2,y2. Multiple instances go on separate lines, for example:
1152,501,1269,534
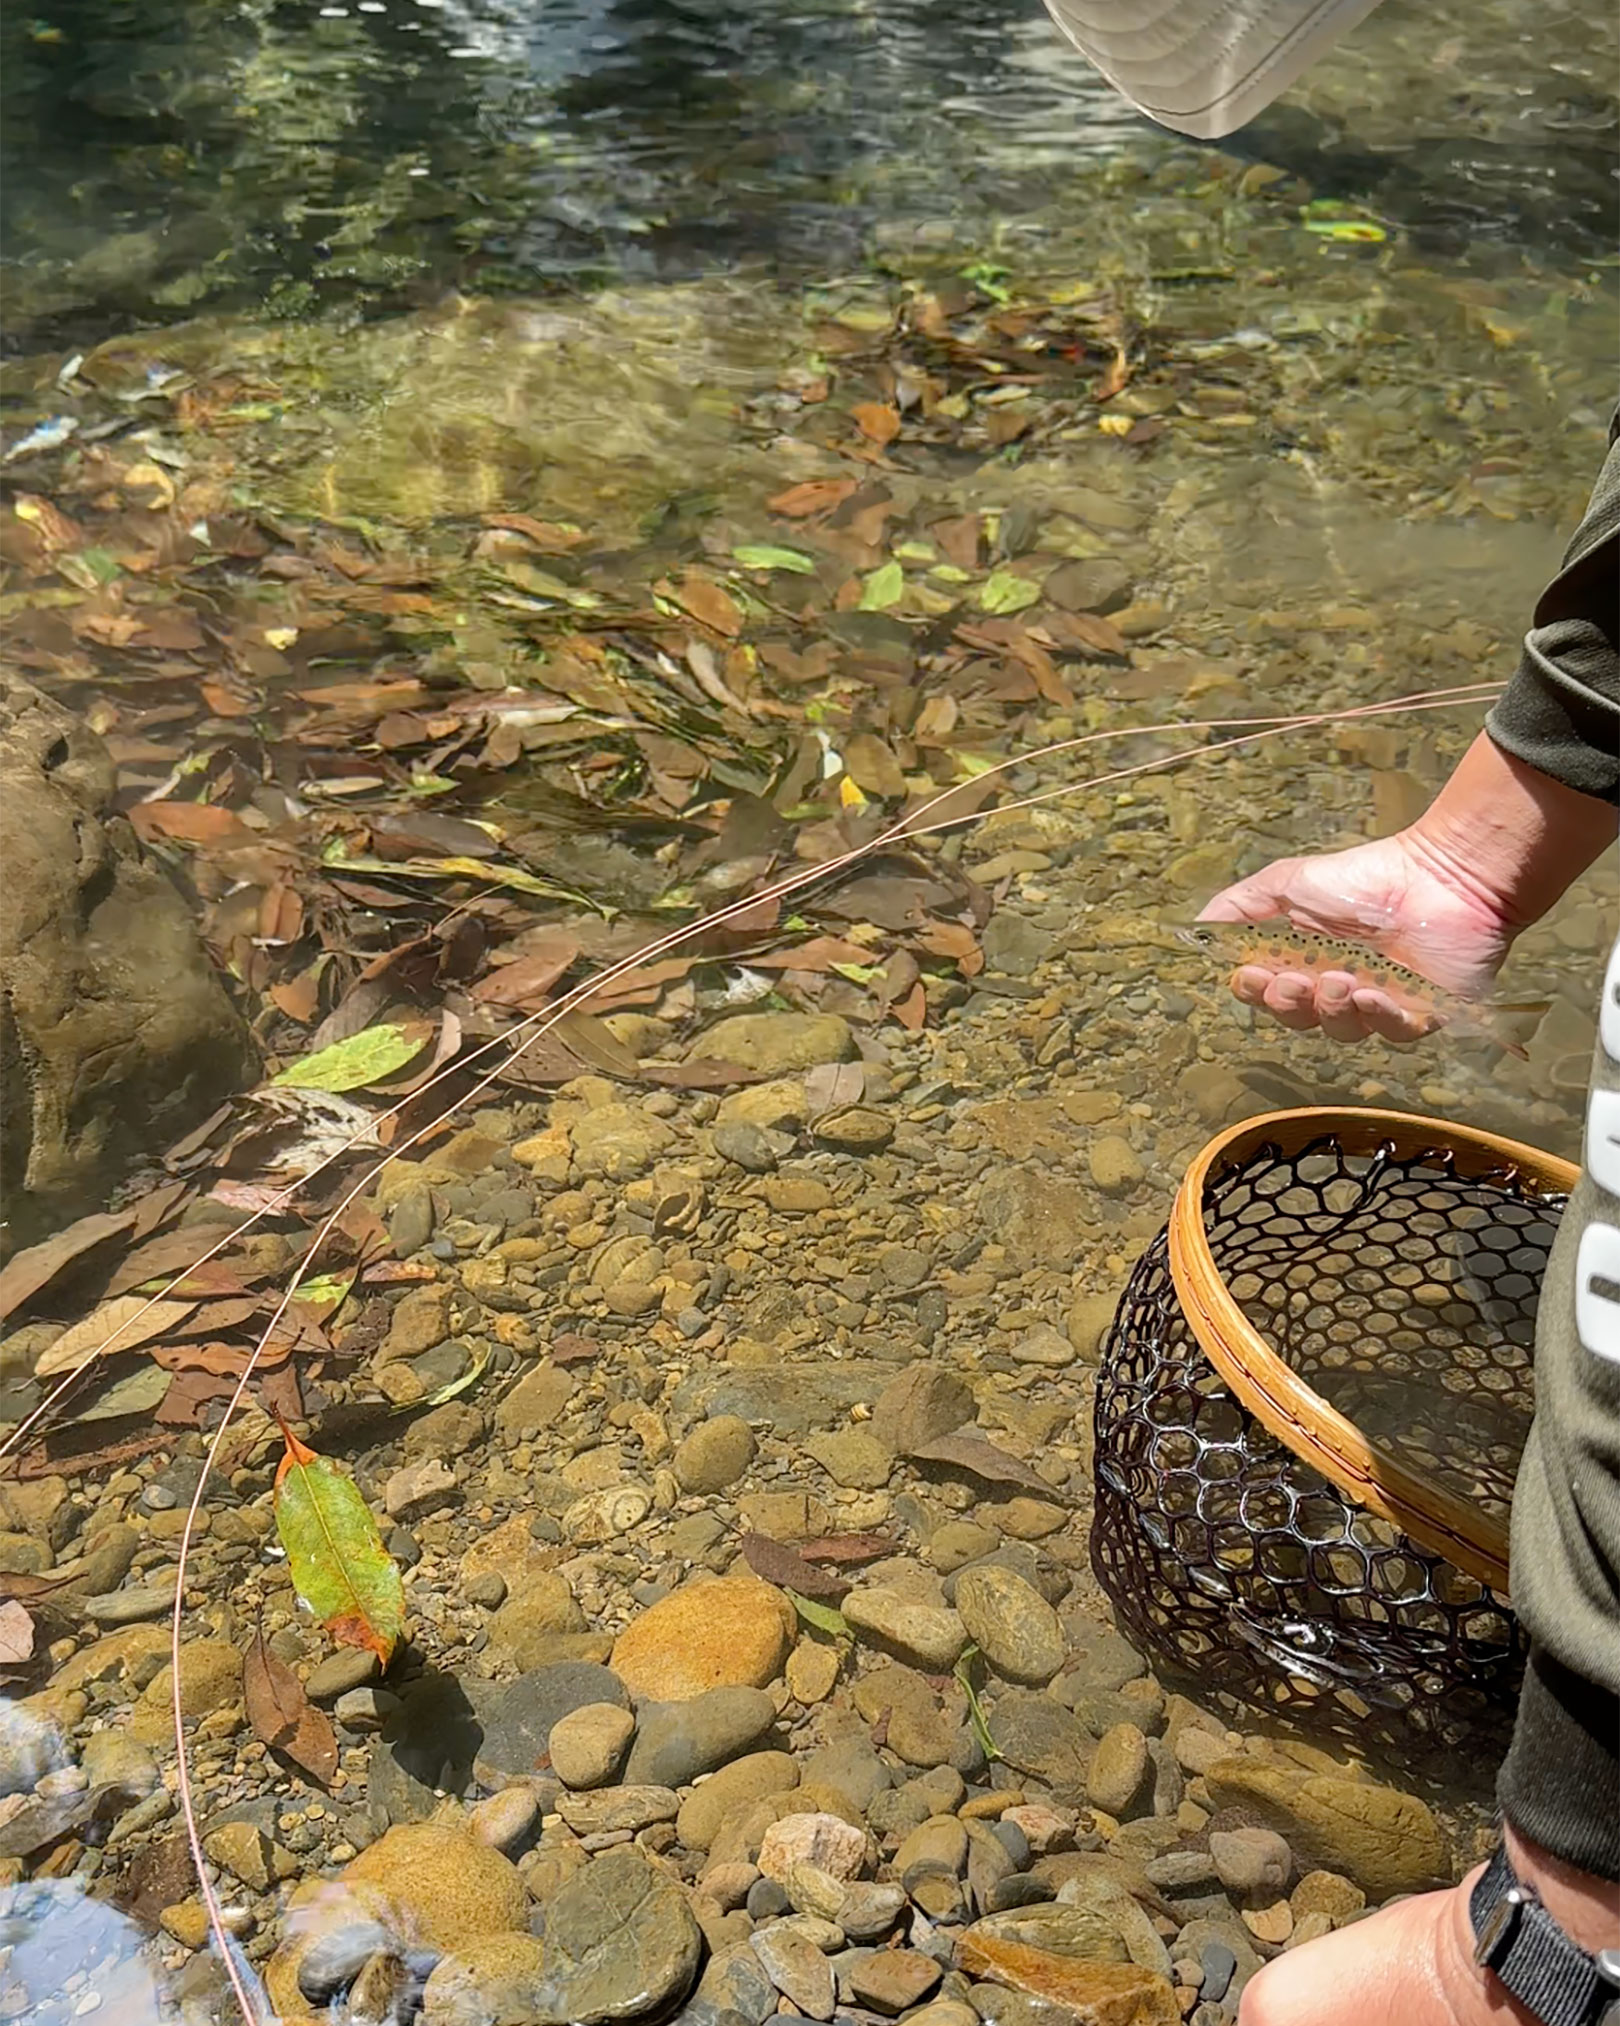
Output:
1197,834,1516,1047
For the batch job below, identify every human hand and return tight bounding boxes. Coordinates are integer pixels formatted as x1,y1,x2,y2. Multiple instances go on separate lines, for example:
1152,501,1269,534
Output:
1197,831,1516,1047
1236,1867,1533,2026
1197,729,1616,1048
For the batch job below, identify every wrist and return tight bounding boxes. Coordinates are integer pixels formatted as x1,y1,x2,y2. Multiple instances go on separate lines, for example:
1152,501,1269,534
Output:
1503,1824,1620,1958
1403,732,1616,935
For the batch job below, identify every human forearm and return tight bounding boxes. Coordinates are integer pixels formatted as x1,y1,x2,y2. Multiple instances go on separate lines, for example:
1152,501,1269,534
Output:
1401,730,1616,936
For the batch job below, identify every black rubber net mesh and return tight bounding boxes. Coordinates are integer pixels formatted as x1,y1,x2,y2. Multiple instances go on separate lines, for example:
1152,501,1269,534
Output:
1090,1131,1567,1754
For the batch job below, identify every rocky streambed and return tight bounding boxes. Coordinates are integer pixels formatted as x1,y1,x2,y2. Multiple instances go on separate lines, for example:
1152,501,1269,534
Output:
4,825,1583,2025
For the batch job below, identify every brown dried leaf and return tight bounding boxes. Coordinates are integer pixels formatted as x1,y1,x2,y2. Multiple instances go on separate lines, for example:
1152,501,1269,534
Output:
637,1060,765,1091
931,515,982,572
243,1629,338,1784
891,980,928,1032
34,1295,198,1379
549,1011,641,1080
768,478,859,519
905,1430,1059,1498
473,935,581,1009
128,801,253,847
749,937,876,974
850,403,900,445
1041,609,1127,657
796,1533,896,1566
482,513,587,552
843,733,907,800
667,572,743,638
738,1533,849,1601
0,1209,136,1320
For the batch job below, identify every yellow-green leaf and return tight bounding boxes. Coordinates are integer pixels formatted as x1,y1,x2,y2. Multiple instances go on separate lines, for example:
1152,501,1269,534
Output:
979,571,1040,614
732,545,817,574
858,561,903,611
273,1022,429,1093
400,1340,493,1412
787,1590,850,1639
1303,219,1386,242
274,1425,404,1665
292,1268,356,1322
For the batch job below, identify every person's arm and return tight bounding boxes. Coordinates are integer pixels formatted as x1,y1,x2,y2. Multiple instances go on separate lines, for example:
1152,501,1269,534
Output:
1201,413,1619,1042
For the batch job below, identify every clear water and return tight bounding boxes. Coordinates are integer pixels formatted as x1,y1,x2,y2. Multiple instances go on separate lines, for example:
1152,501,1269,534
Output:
3,0,1615,341
0,0,1616,2018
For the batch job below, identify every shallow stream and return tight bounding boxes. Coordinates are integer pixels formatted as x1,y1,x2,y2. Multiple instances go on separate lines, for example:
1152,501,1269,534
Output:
0,1,1616,2019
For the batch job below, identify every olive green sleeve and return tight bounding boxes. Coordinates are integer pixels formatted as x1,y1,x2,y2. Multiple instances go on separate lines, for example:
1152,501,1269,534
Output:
1485,413,1620,805
1497,933,1620,1880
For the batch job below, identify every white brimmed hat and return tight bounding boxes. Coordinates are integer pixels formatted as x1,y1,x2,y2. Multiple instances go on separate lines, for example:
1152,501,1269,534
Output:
1042,0,1385,138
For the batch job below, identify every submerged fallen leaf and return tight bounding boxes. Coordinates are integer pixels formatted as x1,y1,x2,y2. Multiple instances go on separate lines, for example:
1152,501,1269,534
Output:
667,571,743,637
547,1011,641,1080
0,1208,136,1321
859,561,903,611
850,402,901,445
273,1423,404,1666
472,935,580,1009
732,544,817,574
768,478,858,518
739,1532,849,1600
34,1295,198,1379
979,571,1041,616
272,1022,432,1094
788,1591,852,1639
797,1533,896,1565
905,1430,1060,1497
73,1363,172,1423
243,1627,339,1784
128,802,254,847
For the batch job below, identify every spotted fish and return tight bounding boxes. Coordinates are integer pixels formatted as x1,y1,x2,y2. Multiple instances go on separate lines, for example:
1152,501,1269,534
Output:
1175,920,1549,1058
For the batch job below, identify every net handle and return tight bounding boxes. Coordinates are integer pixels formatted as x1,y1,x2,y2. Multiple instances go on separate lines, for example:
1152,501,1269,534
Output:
1168,1106,1578,1599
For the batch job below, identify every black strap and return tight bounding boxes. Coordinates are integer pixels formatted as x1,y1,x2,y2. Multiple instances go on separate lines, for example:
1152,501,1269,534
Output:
1471,1845,1620,2026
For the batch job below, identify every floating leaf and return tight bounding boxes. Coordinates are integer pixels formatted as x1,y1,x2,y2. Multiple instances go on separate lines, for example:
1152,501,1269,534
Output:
858,562,903,611
979,572,1041,615
273,1423,405,1665
787,1591,852,1639
732,545,817,574
243,1627,339,1784
272,1022,430,1094
35,1294,198,1379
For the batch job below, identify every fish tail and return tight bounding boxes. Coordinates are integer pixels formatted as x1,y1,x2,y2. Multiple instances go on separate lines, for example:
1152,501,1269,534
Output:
1454,997,1552,1058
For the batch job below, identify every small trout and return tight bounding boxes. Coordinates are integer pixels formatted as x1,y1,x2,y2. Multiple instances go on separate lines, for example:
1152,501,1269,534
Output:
1175,920,1549,1058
